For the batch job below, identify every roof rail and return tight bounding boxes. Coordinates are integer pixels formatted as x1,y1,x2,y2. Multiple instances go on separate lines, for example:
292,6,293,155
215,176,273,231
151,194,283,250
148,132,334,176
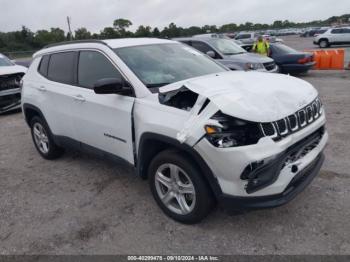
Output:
43,39,108,49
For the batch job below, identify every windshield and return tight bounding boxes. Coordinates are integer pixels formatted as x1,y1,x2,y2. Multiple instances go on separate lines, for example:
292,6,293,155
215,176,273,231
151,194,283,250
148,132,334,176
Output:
208,39,247,55
0,54,15,66
273,44,299,54
114,43,227,88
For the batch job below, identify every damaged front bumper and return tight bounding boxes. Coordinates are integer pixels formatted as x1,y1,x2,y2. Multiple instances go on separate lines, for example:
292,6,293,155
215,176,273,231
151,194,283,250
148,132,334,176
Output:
218,153,325,211
0,88,21,114
194,112,328,202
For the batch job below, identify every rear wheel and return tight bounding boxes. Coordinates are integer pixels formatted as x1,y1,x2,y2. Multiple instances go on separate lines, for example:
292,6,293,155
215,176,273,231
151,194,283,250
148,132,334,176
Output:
148,150,215,224
30,116,64,160
319,39,329,48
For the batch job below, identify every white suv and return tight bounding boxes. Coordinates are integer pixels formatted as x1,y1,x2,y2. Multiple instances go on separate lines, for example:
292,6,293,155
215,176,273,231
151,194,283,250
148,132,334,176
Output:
22,38,328,224
314,27,350,48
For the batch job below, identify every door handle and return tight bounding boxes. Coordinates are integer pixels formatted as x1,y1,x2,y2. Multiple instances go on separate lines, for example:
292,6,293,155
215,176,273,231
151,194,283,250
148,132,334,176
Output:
37,86,47,92
73,95,86,102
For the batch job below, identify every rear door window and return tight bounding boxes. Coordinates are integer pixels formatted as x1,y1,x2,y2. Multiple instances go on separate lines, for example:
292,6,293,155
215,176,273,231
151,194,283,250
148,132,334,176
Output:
47,52,77,85
331,29,343,34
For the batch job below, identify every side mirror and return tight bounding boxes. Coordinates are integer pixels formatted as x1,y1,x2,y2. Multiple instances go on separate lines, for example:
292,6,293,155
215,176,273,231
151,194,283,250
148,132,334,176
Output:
206,51,216,58
94,78,132,96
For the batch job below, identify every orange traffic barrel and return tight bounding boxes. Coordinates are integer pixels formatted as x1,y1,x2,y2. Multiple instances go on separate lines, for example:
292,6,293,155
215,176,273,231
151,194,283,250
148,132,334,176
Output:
305,49,345,70
330,49,345,69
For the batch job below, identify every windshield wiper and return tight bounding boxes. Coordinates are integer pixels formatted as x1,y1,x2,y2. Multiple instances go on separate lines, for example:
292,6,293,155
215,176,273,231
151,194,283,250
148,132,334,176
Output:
146,83,171,88
224,52,245,55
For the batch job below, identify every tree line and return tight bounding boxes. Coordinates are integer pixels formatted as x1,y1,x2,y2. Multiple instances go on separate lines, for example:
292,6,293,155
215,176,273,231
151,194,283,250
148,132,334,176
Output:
1,14,349,53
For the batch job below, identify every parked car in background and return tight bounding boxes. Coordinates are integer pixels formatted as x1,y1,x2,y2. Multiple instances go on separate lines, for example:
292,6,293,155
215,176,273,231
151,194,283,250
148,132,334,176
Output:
262,35,284,43
301,28,328,38
234,32,257,44
0,53,27,113
314,27,350,48
175,36,278,72
22,38,327,223
241,43,315,75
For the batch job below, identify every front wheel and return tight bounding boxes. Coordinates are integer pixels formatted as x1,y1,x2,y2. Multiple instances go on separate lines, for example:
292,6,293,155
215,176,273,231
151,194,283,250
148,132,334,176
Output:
148,150,215,224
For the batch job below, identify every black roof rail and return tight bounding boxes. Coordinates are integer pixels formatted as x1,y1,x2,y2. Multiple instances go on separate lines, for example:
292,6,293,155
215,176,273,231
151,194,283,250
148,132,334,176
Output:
44,39,108,49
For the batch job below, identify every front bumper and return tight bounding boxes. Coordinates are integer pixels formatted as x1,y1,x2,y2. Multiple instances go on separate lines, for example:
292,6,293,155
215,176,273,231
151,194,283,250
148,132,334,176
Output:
0,88,21,113
218,153,324,210
194,113,327,198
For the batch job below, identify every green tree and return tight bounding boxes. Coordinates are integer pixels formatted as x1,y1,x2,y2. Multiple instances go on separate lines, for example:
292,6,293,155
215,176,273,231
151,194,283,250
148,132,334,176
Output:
152,27,161,37
135,25,152,37
113,18,132,37
272,20,283,28
75,27,92,40
100,27,119,39
220,23,238,32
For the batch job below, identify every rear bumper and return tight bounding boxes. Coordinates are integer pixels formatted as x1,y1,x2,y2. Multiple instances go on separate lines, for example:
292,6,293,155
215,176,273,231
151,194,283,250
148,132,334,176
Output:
218,152,324,210
280,62,315,73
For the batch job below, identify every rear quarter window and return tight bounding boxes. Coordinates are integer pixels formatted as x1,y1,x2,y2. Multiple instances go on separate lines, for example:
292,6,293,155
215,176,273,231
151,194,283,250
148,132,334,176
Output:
38,55,50,77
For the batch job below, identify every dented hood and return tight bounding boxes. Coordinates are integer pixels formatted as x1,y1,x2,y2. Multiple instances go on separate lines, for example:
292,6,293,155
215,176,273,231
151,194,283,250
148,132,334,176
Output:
0,65,27,76
160,71,318,122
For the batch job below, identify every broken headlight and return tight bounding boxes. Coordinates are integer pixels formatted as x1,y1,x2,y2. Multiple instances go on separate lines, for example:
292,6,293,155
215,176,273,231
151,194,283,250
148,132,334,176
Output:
205,112,263,148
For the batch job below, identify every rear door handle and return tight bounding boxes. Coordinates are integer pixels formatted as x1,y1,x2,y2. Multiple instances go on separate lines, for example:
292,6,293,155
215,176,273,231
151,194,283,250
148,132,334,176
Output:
37,86,47,92
73,94,86,102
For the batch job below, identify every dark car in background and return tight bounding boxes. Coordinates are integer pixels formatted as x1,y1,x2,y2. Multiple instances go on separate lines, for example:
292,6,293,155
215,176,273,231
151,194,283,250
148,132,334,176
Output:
241,43,315,74
300,28,328,37
175,36,278,72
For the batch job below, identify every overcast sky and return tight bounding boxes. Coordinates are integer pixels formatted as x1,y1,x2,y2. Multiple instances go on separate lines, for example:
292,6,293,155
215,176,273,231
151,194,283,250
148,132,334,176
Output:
1,0,349,33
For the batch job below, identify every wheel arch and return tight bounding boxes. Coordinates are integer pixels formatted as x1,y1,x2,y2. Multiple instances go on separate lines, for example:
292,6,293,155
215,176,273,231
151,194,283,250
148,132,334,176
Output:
318,38,329,44
137,132,223,199
23,103,46,127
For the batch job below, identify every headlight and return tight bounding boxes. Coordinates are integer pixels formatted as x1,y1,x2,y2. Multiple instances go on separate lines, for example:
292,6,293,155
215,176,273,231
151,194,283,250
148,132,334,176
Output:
245,63,265,71
204,112,264,148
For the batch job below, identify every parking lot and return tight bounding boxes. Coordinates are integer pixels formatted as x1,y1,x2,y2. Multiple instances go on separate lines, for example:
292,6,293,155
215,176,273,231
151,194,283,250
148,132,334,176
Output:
1,36,350,255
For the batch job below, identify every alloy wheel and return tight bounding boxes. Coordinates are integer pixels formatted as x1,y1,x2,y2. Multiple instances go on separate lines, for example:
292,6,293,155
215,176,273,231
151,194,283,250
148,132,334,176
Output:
154,163,196,215
33,122,50,154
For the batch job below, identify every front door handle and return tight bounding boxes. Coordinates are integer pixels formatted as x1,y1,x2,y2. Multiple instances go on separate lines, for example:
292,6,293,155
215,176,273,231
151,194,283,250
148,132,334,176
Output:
37,86,47,92
73,94,86,102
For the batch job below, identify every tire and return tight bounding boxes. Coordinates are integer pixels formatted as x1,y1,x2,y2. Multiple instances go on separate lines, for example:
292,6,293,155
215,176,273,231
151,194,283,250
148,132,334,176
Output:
30,116,64,160
319,39,329,48
148,150,215,224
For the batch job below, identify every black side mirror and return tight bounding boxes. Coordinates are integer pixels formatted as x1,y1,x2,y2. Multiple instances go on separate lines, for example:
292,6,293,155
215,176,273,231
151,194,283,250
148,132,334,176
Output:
94,78,132,96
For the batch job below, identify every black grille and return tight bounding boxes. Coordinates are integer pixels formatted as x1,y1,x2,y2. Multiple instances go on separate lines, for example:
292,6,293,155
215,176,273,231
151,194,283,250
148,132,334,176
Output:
261,123,275,136
288,115,297,130
277,119,287,134
0,73,23,92
306,106,313,122
312,103,318,117
263,62,276,71
260,97,323,141
298,110,306,125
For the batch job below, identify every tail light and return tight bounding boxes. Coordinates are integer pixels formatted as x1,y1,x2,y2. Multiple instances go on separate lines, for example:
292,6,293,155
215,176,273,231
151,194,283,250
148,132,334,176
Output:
298,56,312,64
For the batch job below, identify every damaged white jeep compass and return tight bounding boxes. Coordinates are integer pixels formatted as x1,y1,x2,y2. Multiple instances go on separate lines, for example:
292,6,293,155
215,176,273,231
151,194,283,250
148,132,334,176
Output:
22,38,328,224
